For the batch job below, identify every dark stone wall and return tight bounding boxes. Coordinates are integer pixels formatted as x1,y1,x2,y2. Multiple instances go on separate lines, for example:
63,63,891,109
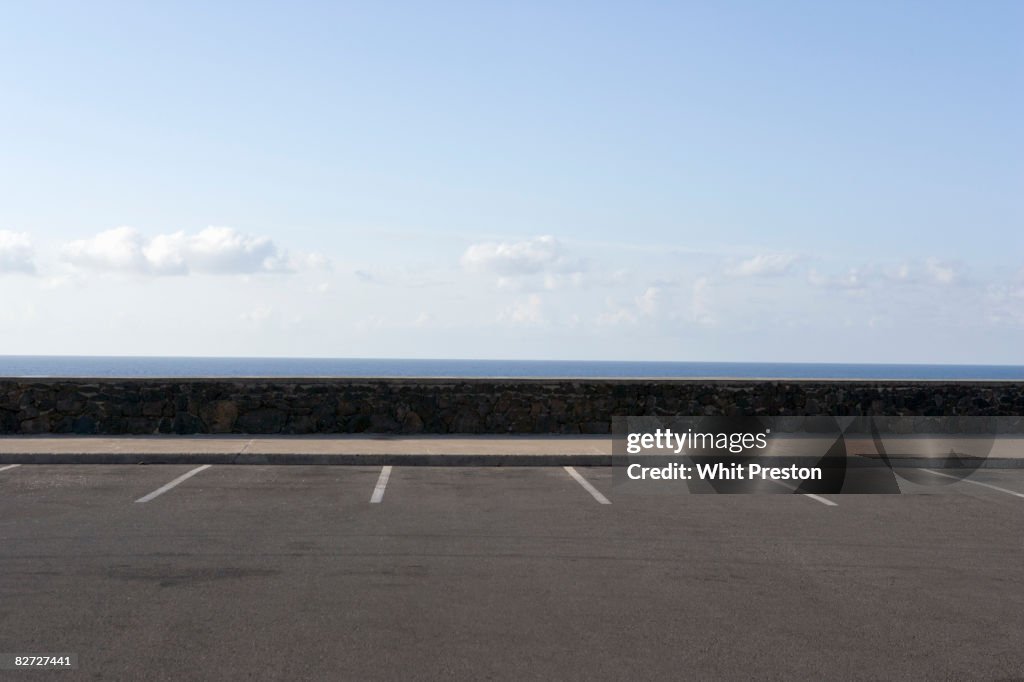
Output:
1,378,1022,435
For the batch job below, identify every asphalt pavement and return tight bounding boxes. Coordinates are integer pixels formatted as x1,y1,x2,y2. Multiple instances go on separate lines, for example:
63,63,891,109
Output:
2,463,1024,680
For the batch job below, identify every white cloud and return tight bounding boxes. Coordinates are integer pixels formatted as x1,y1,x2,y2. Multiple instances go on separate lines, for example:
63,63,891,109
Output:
726,253,800,278
0,231,37,274
462,235,579,277
636,286,660,315
62,226,326,276
62,226,148,272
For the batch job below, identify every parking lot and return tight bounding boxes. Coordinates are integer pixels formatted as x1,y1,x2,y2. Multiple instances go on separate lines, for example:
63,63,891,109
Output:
2,463,1024,680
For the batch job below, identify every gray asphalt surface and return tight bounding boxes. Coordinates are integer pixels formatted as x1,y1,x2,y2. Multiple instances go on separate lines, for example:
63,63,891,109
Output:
2,465,1023,680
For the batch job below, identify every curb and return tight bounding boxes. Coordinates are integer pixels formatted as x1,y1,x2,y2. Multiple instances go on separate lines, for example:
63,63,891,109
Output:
0,453,611,466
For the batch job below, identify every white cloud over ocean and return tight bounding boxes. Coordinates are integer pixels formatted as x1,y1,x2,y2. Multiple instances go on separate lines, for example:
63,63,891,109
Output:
726,253,801,278
0,231,36,274
462,235,580,277
61,226,327,276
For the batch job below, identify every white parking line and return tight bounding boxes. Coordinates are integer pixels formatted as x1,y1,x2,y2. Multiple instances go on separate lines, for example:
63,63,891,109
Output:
922,469,1024,499
0,464,21,473
770,480,837,506
564,466,611,504
370,465,392,504
799,492,837,507
135,465,212,503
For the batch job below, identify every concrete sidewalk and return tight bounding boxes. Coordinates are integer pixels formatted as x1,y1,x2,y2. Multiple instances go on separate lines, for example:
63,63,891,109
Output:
2,434,1024,467
0,435,613,466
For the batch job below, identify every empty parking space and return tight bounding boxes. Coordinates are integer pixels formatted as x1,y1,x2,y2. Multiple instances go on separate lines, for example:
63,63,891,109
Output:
125,466,395,547
0,464,201,526
381,466,614,511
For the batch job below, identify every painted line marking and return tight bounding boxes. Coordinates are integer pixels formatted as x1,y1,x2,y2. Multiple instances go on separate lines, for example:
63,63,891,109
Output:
135,465,211,503
770,479,837,506
922,469,1024,499
0,464,21,473
800,492,838,507
370,465,392,504
564,466,611,504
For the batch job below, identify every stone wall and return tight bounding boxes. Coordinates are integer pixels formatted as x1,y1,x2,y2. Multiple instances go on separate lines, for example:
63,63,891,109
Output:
1,378,1022,435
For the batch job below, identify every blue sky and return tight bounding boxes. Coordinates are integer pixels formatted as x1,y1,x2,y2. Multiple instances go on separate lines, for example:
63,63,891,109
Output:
1,1,1021,362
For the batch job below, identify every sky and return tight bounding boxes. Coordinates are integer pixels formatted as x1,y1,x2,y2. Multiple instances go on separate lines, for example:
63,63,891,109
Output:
0,1,1021,363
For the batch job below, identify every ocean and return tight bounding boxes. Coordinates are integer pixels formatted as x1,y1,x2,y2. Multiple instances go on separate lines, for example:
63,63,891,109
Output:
1,356,1022,380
